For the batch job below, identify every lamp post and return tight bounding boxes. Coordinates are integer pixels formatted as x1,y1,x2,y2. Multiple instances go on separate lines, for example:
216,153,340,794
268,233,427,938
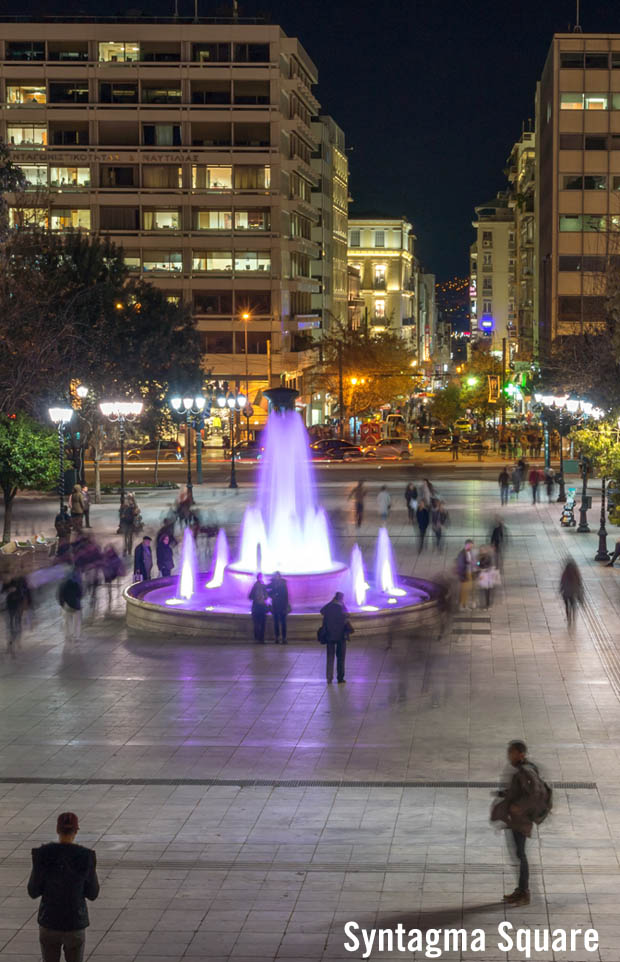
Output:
99,401,143,510
557,409,567,502
595,475,610,561
218,391,246,489
577,454,591,533
241,311,251,441
170,395,206,497
48,407,74,513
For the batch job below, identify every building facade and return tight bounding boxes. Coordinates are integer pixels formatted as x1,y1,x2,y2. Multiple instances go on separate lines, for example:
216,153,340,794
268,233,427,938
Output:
0,17,329,390
469,193,515,349
417,270,436,365
507,127,536,360
536,33,620,357
311,115,348,331
347,216,416,340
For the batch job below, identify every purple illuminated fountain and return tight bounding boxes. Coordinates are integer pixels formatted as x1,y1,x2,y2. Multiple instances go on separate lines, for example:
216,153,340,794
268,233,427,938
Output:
126,388,436,637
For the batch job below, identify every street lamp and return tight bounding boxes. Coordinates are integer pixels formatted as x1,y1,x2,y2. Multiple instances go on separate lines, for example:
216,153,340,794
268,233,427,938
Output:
577,454,591,533
170,395,206,496
48,406,73,513
99,400,143,510
218,391,246,489
241,311,251,440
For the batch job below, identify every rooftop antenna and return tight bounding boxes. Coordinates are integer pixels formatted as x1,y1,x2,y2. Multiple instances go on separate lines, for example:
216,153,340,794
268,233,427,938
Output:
574,0,582,32
233,0,239,20
194,0,199,21
173,0,178,16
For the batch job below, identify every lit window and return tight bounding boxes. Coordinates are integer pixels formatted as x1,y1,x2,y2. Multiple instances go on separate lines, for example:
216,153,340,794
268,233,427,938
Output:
50,166,90,188
143,210,180,230
612,94,620,110
234,251,271,272
192,252,233,272
21,165,47,187
559,214,606,231
6,85,46,105
233,165,270,189
560,92,584,110
482,231,492,247
50,209,91,230
374,265,386,288
585,93,608,110
350,229,360,247
375,230,385,247
195,211,233,230
192,165,232,189
9,207,48,228
142,251,183,272
142,124,181,147
123,251,140,271
482,300,492,315
234,210,269,230
7,124,47,147
375,299,385,318
98,41,140,63
562,174,606,190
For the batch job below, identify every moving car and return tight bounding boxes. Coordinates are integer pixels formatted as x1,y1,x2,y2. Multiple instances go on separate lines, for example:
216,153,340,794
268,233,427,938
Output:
233,440,264,461
363,438,412,459
429,428,452,451
125,440,182,461
309,439,363,461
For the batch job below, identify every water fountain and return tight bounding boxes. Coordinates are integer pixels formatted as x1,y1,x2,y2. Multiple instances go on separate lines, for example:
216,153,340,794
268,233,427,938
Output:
125,388,438,639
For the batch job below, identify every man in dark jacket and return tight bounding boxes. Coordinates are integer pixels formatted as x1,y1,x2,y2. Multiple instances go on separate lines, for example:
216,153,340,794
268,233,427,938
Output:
498,467,510,505
28,811,99,962
249,573,268,643
320,591,351,683
133,536,153,581
58,570,83,642
268,571,289,644
156,534,174,578
493,741,539,908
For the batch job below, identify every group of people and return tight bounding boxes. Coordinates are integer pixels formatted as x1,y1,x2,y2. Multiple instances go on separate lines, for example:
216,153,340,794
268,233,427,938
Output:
248,571,290,644
497,461,557,505
455,523,505,611
404,480,449,551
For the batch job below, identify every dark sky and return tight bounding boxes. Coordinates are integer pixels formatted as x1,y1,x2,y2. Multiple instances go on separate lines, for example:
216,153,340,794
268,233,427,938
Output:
8,0,620,277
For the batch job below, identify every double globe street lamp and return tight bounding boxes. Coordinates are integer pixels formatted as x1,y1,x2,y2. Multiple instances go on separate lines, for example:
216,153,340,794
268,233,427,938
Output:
99,401,143,510
217,391,246,489
170,395,207,497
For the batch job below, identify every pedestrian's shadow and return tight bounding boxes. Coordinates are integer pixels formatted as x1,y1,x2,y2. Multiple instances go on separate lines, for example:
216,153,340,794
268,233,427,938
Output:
373,901,505,933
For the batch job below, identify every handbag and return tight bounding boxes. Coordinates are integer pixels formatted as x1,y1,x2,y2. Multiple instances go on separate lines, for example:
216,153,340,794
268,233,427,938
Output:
317,624,328,644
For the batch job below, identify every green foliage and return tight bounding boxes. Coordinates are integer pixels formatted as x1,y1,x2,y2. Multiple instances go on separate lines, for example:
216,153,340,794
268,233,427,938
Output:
0,413,58,540
0,140,26,232
428,383,463,425
570,423,620,478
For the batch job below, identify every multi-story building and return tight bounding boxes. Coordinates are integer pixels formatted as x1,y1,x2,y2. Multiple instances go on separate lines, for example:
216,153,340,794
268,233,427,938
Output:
0,16,328,393
347,265,364,330
311,115,348,330
347,216,416,340
507,126,536,360
536,33,620,358
469,193,515,349
417,269,436,365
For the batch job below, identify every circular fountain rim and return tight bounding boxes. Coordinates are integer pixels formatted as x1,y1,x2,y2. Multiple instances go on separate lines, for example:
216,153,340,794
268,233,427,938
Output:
225,561,349,578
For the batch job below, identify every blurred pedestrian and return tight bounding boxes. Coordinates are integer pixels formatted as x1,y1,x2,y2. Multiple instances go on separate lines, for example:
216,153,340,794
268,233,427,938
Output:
434,574,455,638
133,536,153,582
416,500,430,552
82,485,91,528
28,811,99,962
320,590,352,684
3,574,31,655
456,539,475,610
451,431,460,460
498,467,510,505
69,484,85,533
58,569,82,642
544,467,555,502
490,517,506,569
377,485,391,523
268,571,289,644
249,573,268,643
119,493,139,557
560,557,583,626
156,534,174,578
431,499,447,549
511,465,522,499
101,545,125,608
404,482,418,524
54,505,72,549
477,545,499,608
606,539,620,567
528,466,540,504
349,480,366,528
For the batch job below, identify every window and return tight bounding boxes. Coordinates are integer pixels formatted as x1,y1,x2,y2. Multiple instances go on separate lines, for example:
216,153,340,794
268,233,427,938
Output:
101,165,136,187
234,210,269,230
98,42,140,63
50,166,90,188
350,230,361,247
123,250,140,271
585,93,608,110
613,53,620,69
482,278,492,293
482,230,493,247
7,124,47,147
559,214,606,231
374,265,386,288
142,86,181,105
558,295,606,322
560,51,584,68
142,124,181,147
142,166,182,189
21,164,47,187
6,41,45,61
195,211,233,230
192,43,230,62
233,166,270,189
233,43,269,62
482,300,492,315
374,299,385,318
612,94,620,110
9,207,48,228
482,253,492,268
140,43,181,62
142,251,182,272
49,82,89,104
48,43,88,62
50,126,88,146
234,251,270,272
560,133,583,149
234,80,270,105
561,92,584,110
99,207,139,230
192,165,232,189
562,174,607,190
50,209,91,230
559,255,582,271
191,82,231,105
559,255,608,271
586,53,609,68
6,84,46,105
374,230,385,247
143,210,180,230
100,82,138,104
193,291,233,314
561,92,608,109
192,252,233,272
585,135,607,150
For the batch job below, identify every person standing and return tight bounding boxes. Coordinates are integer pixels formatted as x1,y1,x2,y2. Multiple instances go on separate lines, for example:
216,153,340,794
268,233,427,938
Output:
249,573,269,643
3,574,31,654
119,494,138,557
58,569,83,642
528,466,540,504
133,536,153,582
560,557,583,626
431,500,447,550
477,545,498,608
28,811,99,962
81,486,91,528
606,538,620,567
377,485,391,524
451,431,460,461
498,467,510,505
268,571,289,644
320,591,352,684
348,480,366,528
69,484,85,533
156,534,174,578
511,465,522,499
456,539,475,610
416,500,430,552
404,483,417,524
544,467,555,502
54,505,72,549
490,517,505,569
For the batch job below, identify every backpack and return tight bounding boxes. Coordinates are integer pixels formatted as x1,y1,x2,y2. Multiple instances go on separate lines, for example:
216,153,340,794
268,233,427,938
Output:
523,762,553,824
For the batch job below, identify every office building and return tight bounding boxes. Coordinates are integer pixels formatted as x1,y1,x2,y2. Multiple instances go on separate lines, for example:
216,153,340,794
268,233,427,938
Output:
0,16,327,391
347,216,416,340
417,269,437,365
311,115,348,330
536,33,620,357
469,193,515,348
507,126,536,359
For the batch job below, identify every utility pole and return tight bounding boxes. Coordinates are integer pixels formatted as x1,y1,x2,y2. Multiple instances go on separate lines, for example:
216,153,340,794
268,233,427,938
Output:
267,338,272,387
338,341,344,438
501,337,507,433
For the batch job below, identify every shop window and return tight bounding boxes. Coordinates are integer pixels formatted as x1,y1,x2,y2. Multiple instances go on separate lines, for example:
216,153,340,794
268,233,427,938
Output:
192,252,233,272
50,166,90,188
142,251,183,272
142,124,181,147
234,251,270,272
194,211,233,230
50,209,91,230
6,84,46,105
143,210,181,230
192,43,230,62
98,42,140,63
7,124,47,147
6,41,45,61
233,165,271,189
21,164,47,187
100,82,138,104
49,82,89,104
142,166,182,189
234,210,269,230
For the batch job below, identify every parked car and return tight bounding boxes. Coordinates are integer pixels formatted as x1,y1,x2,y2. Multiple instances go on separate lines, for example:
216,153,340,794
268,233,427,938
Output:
459,434,488,454
125,440,182,461
233,440,264,461
453,418,472,433
429,428,452,451
309,439,363,461
363,438,412,459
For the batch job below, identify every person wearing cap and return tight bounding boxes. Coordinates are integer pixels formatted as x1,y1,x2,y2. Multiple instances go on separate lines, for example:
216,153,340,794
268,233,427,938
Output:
28,812,99,962
133,535,153,581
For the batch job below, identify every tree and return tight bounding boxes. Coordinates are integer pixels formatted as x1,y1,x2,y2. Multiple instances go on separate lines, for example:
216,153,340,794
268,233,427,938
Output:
428,382,463,425
0,140,26,233
570,423,620,479
0,414,58,542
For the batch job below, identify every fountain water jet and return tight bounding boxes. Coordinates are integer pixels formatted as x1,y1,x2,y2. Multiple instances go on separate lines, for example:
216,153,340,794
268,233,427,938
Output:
206,529,229,589
178,527,198,600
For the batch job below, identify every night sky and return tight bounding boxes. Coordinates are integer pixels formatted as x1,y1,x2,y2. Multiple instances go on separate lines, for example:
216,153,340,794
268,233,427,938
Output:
7,0,620,277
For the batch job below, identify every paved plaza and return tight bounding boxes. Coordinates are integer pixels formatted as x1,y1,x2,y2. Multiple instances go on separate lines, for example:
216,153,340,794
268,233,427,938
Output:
1,478,620,960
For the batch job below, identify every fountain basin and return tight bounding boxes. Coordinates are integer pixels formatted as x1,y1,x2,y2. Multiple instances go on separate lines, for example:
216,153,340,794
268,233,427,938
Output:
125,574,440,642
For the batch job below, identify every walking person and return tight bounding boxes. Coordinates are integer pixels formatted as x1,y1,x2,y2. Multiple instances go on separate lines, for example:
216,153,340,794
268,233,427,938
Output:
101,545,125,609
54,504,72,551
498,467,510,505
320,590,352,684
3,574,31,655
268,571,289,644
404,482,417,524
456,539,475,610
544,467,555,503
528,466,540,504
511,465,522,499
477,545,499,608
416,500,430,552
560,556,583,626
450,431,460,461
377,485,391,524
156,534,174,578
58,569,83,643
348,480,366,528
81,486,91,528
69,484,85,533
28,811,99,962
249,573,269,643
119,493,138,557
490,517,506,570
606,538,620,567
431,500,447,550
133,536,153,582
